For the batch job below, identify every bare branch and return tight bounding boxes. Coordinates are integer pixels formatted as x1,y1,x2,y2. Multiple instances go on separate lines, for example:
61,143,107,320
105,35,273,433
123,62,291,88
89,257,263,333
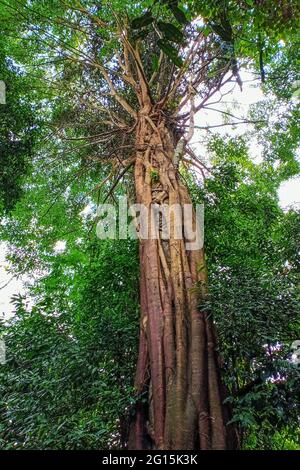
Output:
186,147,211,173
183,119,266,130
160,32,204,107
182,158,206,179
102,158,135,203
61,0,107,29
90,61,138,119
203,106,249,121
149,50,164,87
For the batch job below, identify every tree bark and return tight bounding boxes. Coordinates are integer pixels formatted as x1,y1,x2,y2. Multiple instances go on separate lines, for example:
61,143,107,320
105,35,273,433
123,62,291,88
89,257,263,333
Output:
129,109,237,450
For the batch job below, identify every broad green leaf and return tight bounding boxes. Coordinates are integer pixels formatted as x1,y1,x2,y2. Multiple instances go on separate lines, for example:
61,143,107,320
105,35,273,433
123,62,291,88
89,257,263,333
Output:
131,11,154,30
157,39,183,67
157,21,184,44
151,54,159,72
168,4,188,25
132,29,150,42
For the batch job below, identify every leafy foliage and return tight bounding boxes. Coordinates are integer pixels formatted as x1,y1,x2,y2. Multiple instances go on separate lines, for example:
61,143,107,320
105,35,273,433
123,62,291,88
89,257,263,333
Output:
0,239,139,449
193,136,300,449
0,43,37,214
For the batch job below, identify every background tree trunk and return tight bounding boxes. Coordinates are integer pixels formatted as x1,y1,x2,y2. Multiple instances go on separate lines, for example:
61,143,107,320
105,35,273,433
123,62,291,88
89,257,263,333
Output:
129,111,237,450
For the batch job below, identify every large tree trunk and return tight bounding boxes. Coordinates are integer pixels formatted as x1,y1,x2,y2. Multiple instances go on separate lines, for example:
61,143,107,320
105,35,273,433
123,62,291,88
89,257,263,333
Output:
128,110,237,450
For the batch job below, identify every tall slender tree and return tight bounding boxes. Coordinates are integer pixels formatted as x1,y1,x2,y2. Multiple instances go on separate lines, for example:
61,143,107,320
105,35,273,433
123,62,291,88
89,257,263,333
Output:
1,0,299,450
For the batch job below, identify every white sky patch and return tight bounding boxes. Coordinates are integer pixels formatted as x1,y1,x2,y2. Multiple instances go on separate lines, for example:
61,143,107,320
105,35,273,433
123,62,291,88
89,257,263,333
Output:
278,177,300,210
192,70,300,207
79,202,95,218
192,71,265,142
53,240,67,254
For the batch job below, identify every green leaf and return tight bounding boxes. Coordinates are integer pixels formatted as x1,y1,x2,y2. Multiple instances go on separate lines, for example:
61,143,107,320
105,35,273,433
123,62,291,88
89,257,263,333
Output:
157,21,184,44
210,22,232,42
132,29,150,42
131,11,154,30
202,25,213,37
157,39,183,67
168,4,188,25
151,54,159,72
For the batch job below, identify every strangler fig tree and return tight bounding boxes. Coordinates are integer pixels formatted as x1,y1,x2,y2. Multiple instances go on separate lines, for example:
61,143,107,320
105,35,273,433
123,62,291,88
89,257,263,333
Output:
3,0,299,450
